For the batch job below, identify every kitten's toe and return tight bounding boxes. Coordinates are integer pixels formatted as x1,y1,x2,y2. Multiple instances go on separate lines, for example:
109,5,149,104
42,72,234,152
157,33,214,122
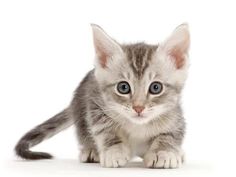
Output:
100,144,130,168
144,150,184,169
80,148,99,163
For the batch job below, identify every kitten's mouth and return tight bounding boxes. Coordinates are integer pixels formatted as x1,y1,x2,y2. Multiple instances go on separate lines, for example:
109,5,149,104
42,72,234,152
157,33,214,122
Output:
133,113,146,118
128,113,153,124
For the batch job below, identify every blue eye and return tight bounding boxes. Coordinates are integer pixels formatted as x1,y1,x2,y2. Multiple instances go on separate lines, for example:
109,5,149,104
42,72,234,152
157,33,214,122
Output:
117,81,131,94
149,82,163,94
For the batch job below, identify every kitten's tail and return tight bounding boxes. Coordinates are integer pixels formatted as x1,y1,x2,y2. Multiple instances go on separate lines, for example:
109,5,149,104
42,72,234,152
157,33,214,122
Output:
15,108,74,160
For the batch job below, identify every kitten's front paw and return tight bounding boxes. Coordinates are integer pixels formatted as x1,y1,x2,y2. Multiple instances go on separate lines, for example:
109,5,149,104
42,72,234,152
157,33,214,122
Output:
80,148,99,163
144,150,184,169
100,144,130,168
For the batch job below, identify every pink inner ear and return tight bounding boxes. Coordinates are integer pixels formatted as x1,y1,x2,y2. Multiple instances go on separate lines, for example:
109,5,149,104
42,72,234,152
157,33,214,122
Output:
170,48,185,69
95,43,108,68
98,51,107,68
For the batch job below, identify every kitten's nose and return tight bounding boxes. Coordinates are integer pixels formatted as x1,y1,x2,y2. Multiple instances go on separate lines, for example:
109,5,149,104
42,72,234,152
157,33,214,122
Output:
132,105,145,114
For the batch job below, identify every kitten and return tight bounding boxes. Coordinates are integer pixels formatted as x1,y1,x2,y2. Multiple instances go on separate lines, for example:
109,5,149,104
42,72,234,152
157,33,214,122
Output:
15,24,190,168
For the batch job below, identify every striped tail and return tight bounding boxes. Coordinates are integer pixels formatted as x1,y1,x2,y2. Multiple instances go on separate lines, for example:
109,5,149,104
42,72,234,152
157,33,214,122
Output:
15,108,74,160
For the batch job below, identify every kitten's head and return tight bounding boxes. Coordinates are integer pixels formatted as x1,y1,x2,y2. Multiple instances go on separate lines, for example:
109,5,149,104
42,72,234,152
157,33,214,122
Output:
91,24,190,124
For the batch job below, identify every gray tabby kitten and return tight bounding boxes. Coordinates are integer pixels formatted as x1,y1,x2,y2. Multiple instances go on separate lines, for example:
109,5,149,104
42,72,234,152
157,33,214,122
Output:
15,24,190,168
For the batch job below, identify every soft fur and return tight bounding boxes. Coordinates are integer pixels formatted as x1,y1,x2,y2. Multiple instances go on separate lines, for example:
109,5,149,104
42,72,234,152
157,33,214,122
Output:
15,24,190,168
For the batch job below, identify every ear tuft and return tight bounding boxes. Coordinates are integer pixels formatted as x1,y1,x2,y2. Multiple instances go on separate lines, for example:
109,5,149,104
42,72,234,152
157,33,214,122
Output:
162,23,190,69
91,24,122,68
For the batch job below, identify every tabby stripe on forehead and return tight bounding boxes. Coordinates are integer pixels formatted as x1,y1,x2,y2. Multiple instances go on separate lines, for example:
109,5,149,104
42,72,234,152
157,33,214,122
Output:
124,43,158,78
134,45,146,77
141,47,156,73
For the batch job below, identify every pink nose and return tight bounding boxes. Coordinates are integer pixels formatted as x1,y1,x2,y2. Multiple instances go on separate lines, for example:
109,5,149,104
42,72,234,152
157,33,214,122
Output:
132,105,145,114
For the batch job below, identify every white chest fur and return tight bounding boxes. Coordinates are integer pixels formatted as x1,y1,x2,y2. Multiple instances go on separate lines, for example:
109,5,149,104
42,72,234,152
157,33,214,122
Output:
128,135,149,157
121,120,164,157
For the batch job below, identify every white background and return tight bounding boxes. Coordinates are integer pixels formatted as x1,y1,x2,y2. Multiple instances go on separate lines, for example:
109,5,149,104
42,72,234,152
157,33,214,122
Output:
1,0,236,176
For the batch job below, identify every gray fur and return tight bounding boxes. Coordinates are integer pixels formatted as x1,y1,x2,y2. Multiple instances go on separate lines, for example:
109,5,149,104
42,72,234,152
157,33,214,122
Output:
15,109,73,159
15,24,189,168
122,43,158,78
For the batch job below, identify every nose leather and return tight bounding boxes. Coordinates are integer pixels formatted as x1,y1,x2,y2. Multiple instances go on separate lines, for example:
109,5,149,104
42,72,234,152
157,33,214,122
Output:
132,105,145,114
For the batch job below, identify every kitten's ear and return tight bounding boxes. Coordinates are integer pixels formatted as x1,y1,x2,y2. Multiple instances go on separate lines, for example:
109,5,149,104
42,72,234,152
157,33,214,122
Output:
161,24,190,69
91,24,123,68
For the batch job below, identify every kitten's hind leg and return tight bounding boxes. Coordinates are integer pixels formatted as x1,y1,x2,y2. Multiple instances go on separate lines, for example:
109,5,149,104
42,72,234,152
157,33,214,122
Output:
80,147,100,163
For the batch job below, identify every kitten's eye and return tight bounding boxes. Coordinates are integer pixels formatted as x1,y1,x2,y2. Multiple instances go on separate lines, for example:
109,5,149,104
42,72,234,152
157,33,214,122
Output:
149,82,163,94
117,81,131,94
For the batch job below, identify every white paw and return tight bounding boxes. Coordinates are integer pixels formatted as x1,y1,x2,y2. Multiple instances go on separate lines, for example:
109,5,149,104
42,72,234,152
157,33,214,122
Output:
80,148,99,163
144,150,184,169
100,145,130,168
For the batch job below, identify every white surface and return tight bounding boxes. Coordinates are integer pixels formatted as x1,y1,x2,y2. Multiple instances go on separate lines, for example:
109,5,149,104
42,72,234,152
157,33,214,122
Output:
4,158,215,177
1,0,236,176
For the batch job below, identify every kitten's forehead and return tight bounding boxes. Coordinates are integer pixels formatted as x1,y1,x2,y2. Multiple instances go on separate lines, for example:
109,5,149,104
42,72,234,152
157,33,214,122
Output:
122,43,158,79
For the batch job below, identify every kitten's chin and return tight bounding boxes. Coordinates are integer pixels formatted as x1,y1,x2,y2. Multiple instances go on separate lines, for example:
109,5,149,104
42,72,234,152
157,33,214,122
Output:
126,114,154,125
